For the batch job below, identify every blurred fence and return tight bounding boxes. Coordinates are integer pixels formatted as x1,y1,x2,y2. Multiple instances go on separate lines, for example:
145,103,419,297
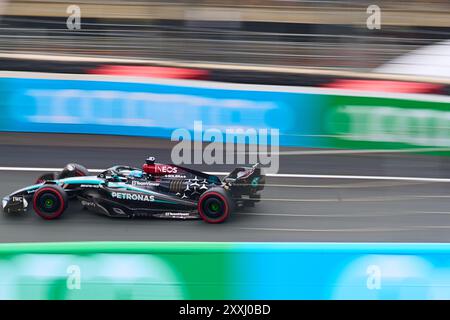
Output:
0,1,449,73
0,16,449,72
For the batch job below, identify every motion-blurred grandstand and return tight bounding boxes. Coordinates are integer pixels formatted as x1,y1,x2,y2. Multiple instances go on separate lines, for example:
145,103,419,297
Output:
0,0,448,92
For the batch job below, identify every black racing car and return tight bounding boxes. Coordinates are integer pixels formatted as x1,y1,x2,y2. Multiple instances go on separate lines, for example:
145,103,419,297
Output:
2,157,265,223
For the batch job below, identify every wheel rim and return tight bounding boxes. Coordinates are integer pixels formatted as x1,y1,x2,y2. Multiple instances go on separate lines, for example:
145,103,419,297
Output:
210,202,220,212
38,193,61,213
44,198,54,208
202,197,226,219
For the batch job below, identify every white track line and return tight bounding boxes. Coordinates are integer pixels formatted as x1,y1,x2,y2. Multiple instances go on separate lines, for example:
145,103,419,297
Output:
237,212,352,217
259,198,341,202
0,166,450,183
236,211,418,218
245,147,450,156
262,181,416,188
416,211,450,215
0,167,104,173
239,227,414,233
413,195,450,198
263,174,450,183
240,225,450,232
209,171,450,183
258,195,449,202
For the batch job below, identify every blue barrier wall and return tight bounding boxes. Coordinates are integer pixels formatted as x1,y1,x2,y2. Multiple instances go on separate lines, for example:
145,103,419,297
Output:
2,73,450,150
0,76,324,147
236,242,450,299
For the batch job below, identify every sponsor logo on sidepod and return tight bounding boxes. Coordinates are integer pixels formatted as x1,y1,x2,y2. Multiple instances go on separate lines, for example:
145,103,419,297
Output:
131,181,159,187
111,192,155,202
81,200,96,207
156,165,178,174
80,184,100,188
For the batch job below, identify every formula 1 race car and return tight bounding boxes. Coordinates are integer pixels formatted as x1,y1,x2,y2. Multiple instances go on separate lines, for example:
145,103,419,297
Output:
2,157,265,223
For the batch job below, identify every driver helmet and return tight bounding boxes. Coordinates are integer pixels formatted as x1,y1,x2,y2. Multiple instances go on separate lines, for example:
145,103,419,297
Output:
145,156,156,165
110,173,123,182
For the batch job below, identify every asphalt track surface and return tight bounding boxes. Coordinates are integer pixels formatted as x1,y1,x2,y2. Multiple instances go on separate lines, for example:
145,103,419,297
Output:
2,133,450,242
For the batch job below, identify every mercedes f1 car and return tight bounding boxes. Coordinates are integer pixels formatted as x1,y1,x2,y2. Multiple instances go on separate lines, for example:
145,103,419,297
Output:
2,157,265,223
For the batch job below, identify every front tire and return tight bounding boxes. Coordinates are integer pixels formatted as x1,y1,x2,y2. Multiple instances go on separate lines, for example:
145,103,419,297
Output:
198,188,233,223
33,185,68,220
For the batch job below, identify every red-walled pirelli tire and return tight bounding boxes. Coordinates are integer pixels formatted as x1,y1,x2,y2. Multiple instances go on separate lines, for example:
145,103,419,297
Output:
33,185,68,220
198,187,234,224
57,163,89,179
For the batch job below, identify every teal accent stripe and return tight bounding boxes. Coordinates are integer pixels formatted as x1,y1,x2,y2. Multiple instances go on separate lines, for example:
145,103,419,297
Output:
0,241,233,254
105,183,158,195
60,177,102,185
124,185,159,195
154,199,178,204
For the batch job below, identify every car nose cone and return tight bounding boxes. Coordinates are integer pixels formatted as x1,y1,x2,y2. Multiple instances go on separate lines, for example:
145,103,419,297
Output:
2,196,10,210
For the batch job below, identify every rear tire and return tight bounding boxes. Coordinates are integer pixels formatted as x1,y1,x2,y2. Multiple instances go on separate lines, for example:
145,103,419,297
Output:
33,185,68,220
198,187,233,223
57,163,89,179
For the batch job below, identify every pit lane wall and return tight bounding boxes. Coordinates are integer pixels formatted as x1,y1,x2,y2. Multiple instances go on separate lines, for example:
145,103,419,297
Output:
0,72,450,151
0,242,449,299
